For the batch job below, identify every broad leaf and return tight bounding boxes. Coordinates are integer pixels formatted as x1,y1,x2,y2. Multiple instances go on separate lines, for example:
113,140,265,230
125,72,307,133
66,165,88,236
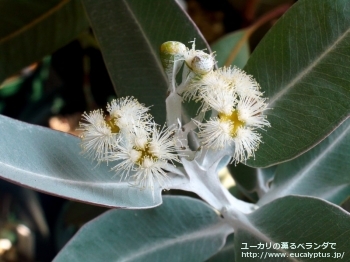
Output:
244,0,350,167
82,0,209,123
0,115,186,208
211,30,250,69
0,0,89,82
206,234,235,262
234,196,350,261
258,118,350,206
54,196,232,262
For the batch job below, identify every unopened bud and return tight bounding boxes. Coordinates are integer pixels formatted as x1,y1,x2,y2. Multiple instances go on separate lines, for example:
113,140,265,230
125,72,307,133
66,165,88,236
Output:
190,54,214,74
160,41,186,55
160,41,186,70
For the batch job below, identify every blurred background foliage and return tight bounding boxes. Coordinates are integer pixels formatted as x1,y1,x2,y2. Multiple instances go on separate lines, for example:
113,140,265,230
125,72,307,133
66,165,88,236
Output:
0,0,296,260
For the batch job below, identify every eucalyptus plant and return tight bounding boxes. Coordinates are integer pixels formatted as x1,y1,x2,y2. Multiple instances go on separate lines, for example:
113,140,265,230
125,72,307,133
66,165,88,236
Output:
0,0,349,261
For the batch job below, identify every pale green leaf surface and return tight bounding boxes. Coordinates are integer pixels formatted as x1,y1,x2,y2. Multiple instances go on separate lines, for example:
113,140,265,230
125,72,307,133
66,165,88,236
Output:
206,234,235,262
54,196,232,262
0,115,167,208
211,30,250,68
235,196,350,261
82,0,209,124
244,0,350,167
258,118,350,206
0,0,89,82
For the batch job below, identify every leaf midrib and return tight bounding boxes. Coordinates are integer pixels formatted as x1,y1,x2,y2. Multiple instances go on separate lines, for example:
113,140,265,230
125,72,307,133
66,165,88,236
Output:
268,27,350,107
237,212,299,262
122,0,167,86
0,160,130,186
120,222,230,262
272,121,350,193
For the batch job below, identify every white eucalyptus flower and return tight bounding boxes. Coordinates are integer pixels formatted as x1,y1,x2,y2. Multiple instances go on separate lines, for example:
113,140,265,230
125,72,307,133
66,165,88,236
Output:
193,74,270,163
236,95,270,128
218,66,263,98
181,70,237,115
200,82,237,115
233,127,262,163
148,125,179,163
79,97,154,163
79,109,119,163
107,125,180,198
195,111,267,163
106,96,152,131
182,70,229,101
194,118,233,149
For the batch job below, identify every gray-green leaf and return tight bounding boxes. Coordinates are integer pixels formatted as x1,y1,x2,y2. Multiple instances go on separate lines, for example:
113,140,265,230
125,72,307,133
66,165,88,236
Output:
235,196,350,261
0,115,167,208
244,0,350,167
258,118,350,206
54,196,232,262
206,234,235,262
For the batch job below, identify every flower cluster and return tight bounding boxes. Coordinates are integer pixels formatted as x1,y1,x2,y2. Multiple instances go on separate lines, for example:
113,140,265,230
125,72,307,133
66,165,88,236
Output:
79,97,180,195
179,42,270,163
79,40,270,195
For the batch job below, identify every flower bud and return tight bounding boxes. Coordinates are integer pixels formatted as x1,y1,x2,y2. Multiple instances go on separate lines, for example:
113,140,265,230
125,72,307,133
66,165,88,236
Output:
190,54,215,75
160,41,186,70
160,41,186,55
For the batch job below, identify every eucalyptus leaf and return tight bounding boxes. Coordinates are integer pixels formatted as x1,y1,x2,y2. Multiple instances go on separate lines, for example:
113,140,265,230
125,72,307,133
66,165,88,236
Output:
54,196,232,262
0,115,187,208
234,196,350,261
258,118,350,206
211,30,250,68
206,234,235,262
82,0,209,124
244,0,350,167
0,0,89,82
